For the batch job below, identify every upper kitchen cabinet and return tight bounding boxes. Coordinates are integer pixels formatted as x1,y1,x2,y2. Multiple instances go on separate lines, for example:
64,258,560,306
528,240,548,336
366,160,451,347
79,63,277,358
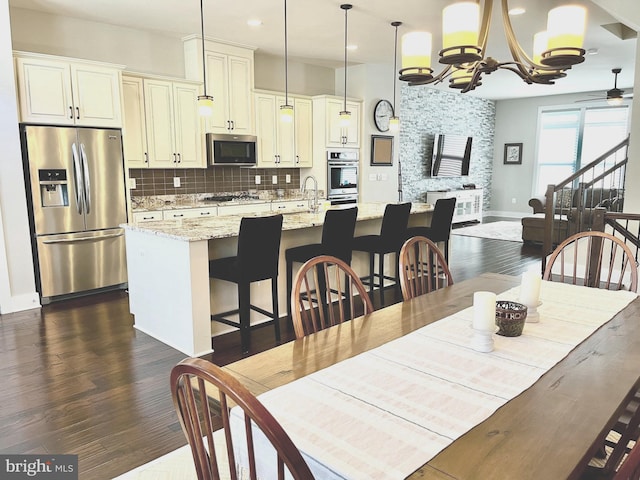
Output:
183,37,255,135
313,95,361,148
254,92,312,168
14,52,123,128
122,74,204,169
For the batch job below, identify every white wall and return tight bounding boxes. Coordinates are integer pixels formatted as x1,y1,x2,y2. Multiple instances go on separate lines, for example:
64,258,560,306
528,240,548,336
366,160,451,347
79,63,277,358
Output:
492,90,635,215
0,0,39,313
336,63,400,203
624,34,640,212
10,7,185,77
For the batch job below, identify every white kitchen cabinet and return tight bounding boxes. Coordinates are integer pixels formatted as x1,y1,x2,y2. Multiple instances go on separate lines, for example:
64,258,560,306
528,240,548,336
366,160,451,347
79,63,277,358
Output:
15,52,123,128
217,202,272,216
271,200,308,212
426,188,484,224
294,97,313,167
255,92,313,168
122,74,204,169
132,211,163,223
162,207,218,220
318,96,361,148
183,37,255,135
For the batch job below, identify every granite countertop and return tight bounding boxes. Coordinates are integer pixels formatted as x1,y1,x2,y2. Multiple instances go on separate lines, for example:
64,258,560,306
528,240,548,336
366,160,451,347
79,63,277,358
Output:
122,202,433,242
131,192,312,212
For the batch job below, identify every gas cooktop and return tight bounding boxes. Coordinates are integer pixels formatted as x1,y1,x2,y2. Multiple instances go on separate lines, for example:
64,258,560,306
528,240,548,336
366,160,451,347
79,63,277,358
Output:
203,194,260,202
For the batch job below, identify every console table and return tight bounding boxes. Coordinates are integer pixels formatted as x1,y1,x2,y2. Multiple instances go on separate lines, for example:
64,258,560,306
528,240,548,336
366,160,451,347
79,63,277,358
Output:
426,188,483,224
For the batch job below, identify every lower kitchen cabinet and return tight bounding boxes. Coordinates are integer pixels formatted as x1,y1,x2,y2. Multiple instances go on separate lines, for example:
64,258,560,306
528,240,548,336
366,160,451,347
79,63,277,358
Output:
162,207,218,220
132,211,163,223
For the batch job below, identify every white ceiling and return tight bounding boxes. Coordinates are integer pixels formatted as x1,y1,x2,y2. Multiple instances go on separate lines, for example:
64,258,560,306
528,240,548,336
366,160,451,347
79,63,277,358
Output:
8,0,638,100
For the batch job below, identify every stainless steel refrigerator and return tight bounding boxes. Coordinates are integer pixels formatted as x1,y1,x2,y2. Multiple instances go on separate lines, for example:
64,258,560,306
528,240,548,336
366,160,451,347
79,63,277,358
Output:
21,125,128,304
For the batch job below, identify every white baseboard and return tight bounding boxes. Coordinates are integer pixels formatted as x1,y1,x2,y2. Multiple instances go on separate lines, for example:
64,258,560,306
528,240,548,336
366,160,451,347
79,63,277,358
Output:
0,291,41,314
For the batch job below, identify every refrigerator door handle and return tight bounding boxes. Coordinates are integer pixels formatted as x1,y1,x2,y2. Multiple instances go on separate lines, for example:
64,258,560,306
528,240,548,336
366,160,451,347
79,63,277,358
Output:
80,143,92,214
71,142,84,215
41,232,124,244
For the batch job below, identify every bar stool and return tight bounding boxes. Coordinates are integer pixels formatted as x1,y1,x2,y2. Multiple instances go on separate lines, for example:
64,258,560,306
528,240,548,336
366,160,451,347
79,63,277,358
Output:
285,206,358,322
405,197,456,262
352,202,412,306
209,214,283,353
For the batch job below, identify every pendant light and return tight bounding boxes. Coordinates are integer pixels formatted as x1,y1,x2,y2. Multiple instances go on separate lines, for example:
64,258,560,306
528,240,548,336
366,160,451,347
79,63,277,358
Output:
280,0,294,122
389,21,401,132
339,4,352,128
197,0,213,116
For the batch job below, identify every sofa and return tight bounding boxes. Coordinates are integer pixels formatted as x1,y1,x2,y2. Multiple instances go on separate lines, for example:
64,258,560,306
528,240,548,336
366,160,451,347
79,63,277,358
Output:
521,188,620,244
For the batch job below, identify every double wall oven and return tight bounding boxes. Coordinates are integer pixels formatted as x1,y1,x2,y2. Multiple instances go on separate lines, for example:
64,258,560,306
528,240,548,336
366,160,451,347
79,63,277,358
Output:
327,150,359,205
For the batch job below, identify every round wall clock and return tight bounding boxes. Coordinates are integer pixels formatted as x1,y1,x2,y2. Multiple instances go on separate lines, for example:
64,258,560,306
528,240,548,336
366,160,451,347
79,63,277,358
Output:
373,99,394,132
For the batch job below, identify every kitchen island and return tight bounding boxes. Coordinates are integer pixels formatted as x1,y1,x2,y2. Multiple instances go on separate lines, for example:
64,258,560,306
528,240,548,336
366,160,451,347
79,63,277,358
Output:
123,203,433,356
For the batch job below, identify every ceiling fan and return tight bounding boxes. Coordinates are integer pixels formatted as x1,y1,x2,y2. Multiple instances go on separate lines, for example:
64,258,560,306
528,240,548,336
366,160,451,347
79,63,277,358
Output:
576,68,634,105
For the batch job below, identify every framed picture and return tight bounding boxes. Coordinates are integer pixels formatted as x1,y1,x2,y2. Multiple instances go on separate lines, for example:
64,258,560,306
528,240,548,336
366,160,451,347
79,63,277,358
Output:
371,135,394,166
504,143,523,165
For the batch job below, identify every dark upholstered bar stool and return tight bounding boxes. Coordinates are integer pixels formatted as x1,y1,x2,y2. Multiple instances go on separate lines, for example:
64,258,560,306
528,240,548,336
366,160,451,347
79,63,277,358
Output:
209,214,283,353
405,197,456,262
285,207,358,322
352,202,412,306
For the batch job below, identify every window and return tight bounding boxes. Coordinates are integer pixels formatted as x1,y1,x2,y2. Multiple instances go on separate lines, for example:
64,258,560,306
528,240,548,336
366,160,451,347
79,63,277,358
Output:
533,106,630,194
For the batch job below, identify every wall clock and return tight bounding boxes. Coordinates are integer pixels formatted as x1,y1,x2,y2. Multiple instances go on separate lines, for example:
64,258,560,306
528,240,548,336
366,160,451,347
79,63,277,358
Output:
373,99,394,132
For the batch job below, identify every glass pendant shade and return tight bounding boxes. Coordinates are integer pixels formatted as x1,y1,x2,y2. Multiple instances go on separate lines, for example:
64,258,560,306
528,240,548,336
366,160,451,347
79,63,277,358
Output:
544,5,587,64
197,95,214,117
389,116,400,132
607,97,623,106
401,31,432,71
280,104,294,123
339,110,351,128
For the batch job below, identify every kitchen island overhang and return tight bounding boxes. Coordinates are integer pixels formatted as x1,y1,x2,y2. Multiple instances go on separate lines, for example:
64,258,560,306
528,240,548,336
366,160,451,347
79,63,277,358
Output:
122,203,433,357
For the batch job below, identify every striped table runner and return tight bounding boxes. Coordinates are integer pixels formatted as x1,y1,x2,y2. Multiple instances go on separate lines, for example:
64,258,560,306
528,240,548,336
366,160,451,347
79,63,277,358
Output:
231,281,637,480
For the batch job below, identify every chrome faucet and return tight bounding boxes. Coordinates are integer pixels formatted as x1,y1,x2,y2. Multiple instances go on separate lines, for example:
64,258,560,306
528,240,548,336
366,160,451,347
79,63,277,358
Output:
301,175,319,213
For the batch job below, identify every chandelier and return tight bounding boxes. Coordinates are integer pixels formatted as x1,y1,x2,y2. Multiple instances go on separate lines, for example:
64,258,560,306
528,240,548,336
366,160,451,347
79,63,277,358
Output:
399,0,587,93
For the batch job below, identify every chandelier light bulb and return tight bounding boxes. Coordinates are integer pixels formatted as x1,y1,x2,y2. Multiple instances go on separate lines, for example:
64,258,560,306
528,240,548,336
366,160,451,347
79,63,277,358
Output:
442,2,480,59
401,31,432,71
546,5,587,58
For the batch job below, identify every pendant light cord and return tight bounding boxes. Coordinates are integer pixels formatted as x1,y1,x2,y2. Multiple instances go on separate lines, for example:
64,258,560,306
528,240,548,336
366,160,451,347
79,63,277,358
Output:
284,0,289,105
343,5,348,111
200,0,208,96
392,23,399,111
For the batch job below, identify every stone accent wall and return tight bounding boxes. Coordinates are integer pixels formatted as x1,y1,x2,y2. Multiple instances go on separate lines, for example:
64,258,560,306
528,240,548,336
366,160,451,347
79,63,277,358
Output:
399,86,495,210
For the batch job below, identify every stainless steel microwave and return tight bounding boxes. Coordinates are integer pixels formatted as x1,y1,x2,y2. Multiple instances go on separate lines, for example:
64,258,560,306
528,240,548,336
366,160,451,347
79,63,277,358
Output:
206,133,257,166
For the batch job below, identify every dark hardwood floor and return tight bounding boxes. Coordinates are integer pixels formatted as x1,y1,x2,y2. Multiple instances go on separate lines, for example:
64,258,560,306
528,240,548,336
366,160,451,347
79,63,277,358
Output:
0,220,541,479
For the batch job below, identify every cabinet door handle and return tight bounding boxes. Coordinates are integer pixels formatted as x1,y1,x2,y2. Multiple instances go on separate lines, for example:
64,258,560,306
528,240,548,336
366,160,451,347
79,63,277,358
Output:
173,153,177,163
69,106,73,119
177,153,181,164
296,155,300,164
230,120,235,130
173,214,184,218
76,107,80,119
142,216,156,220
227,120,231,130
144,152,149,163
200,211,211,216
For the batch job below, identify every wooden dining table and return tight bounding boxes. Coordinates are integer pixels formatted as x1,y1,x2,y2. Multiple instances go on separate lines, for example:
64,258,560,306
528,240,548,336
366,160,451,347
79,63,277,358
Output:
222,273,640,480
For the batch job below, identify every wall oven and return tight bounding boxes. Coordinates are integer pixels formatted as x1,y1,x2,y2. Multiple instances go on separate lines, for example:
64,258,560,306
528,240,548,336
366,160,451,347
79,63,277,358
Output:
327,150,359,205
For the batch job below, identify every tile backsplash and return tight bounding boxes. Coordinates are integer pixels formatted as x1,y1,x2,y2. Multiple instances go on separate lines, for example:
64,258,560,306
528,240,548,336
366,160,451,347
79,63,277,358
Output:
129,167,301,197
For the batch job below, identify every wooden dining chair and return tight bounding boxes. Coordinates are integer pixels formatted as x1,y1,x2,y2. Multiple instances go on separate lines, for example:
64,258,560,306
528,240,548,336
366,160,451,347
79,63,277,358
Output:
613,431,640,479
170,357,314,480
543,230,638,292
291,255,374,339
399,235,454,301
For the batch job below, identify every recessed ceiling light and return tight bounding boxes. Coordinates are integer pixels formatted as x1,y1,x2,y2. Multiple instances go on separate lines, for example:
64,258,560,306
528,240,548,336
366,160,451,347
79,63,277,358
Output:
346,44,358,51
587,48,599,55
508,7,526,15
247,19,262,27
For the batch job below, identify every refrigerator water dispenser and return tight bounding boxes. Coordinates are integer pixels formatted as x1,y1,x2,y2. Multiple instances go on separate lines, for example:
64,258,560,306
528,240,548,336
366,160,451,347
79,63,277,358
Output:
38,169,69,207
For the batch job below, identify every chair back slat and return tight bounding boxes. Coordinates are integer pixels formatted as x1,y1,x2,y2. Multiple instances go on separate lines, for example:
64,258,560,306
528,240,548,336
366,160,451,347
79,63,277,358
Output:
291,255,374,339
399,236,454,300
170,358,314,480
544,230,639,292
